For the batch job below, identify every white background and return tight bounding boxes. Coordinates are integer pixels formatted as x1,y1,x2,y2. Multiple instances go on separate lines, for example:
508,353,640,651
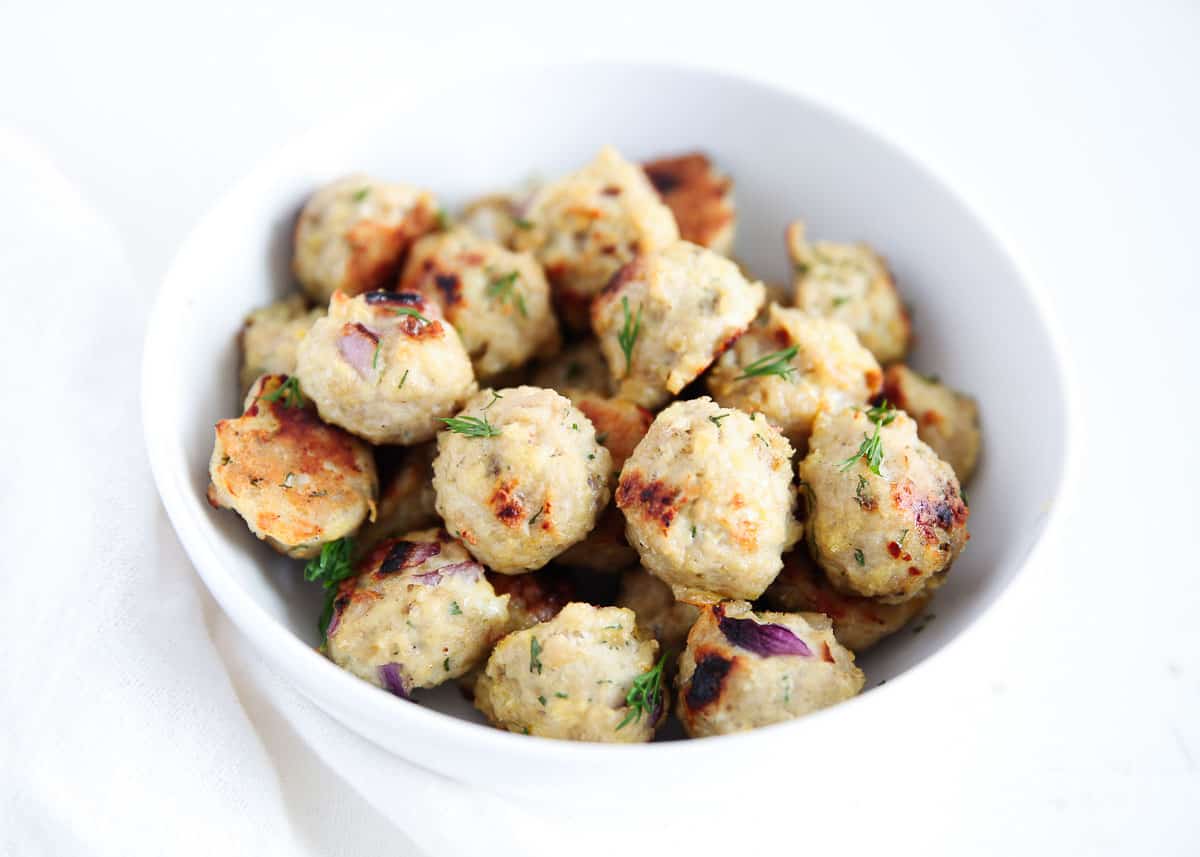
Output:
2,1,1198,854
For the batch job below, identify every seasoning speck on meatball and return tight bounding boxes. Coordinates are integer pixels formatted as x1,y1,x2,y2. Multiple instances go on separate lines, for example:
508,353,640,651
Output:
326,528,511,697
592,241,766,409
677,600,864,738
787,221,910,365
295,290,477,445
708,302,882,452
207,374,377,559
474,603,665,742
798,404,969,604
293,174,439,303
617,397,800,602
433,386,613,573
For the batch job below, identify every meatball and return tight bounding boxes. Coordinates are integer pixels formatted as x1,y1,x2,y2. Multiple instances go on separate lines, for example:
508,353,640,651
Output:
798,405,969,603
474,603,665,742
642,152,736,256
552,393,652,572
676,601,864,738
882,365,982,483
530,339,614,399
295,290,477,445
513,146,679,329
432,386,613,573
707,303,882,451
355,443,439,554
617,398,800,602
207,374,377,559
397,227,560,381
616,566,699,656
787,221,910,365
592,242,766,409
326,529,510,697
293,174,439,303
238,295,324,393
459,191,536,248
760,549,931,651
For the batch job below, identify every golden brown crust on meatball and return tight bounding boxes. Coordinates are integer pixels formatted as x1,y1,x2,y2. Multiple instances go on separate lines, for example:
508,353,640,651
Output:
617,398,800,602
642,152,736,256
397,227,560,381
207,374,377,558
798,406,969,604
882,365,981,483
676,601,863,738
432,387,613,573
513,147,679,329
293,175,439,303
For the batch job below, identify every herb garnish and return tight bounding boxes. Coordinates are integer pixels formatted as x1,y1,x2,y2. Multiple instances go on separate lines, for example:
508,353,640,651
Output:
513,217,534,230
435,209,450,230
736,346,798,382
439,415,501,438
484,390,504,410
371,341,381,370
616,651,668,731
709,413,730,427
854,475,870,507
397,368,409,390
393,306,431,325
352,187,370,203
838,400,897,476
449,601,462,615
854,548,865,566
306,537,356,643
262,376,305,409
530,637,543,674
487,271,528,318
617,296,641,370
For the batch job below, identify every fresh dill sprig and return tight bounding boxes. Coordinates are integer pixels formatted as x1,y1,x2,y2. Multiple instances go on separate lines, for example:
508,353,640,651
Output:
736,346,798,381
838,400,897,476
393,306,431,325
306,537,356,644
262,376,305,409
617,296,641,371
530,637,543,674
439,415,501,438
616,651,668,731
709,413,730,427
487,271,528,318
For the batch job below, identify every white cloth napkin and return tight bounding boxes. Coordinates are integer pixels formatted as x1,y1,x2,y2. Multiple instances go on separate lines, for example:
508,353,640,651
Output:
0,130,425,857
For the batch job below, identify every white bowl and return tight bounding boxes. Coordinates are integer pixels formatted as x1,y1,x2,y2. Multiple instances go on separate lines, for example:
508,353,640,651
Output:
143,63,1070,803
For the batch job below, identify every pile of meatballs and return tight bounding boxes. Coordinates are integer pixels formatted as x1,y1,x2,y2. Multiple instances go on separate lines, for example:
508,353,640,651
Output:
208,146,979,742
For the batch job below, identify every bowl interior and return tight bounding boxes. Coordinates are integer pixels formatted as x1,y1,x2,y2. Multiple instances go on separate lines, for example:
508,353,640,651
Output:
145,63,1068,778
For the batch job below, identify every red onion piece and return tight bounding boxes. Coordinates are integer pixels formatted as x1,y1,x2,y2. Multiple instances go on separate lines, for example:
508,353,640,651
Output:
336,322,379,378
377,663,411,700
411,560,485,586
718,615,812,657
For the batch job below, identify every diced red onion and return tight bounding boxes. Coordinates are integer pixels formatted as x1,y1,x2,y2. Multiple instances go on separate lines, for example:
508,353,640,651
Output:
411,560,484,586
718,615,812,657
336,322,379,378
377,663,411,700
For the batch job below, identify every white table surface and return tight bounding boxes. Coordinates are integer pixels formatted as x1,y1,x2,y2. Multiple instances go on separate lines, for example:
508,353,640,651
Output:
2,1,1198,854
